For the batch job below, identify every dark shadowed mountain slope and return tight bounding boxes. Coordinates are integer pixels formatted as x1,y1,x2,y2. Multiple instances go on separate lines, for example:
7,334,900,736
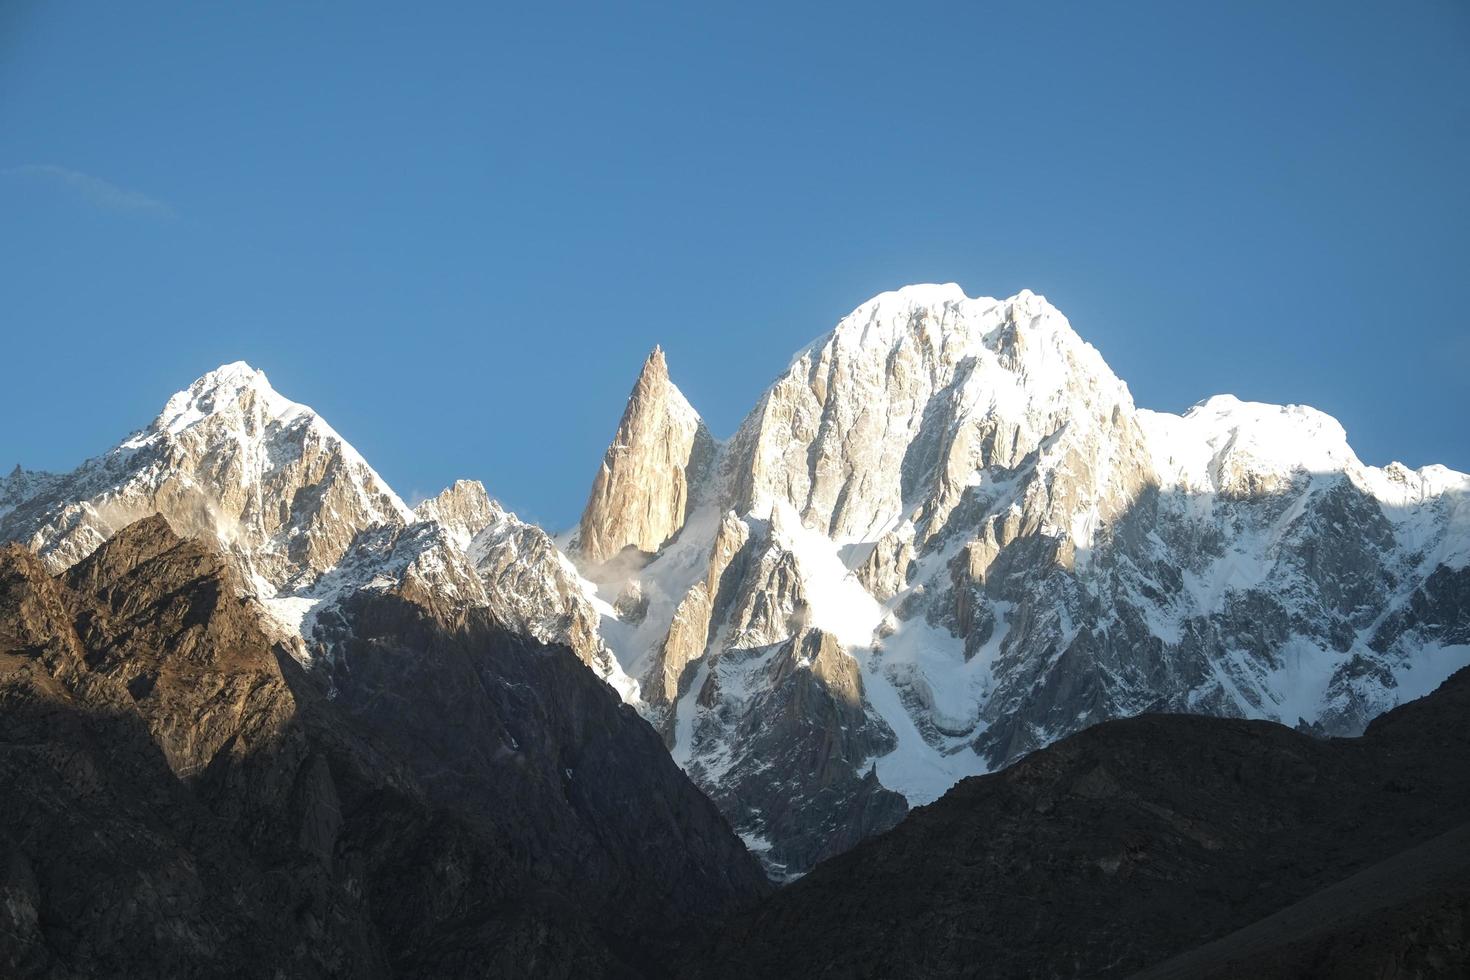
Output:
0,516,766,979
1131,821,1470,980
685,665,1470,979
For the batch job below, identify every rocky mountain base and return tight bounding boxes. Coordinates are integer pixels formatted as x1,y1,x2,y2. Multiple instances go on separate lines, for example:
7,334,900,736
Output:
0,516,766,979
684,666,1470,978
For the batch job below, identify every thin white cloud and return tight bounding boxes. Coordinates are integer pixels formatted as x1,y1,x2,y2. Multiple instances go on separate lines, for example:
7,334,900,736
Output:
3,163,174,216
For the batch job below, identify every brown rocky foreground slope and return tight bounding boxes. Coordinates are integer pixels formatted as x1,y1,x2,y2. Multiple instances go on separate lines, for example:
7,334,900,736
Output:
686,663,1470,978
0,515,766,979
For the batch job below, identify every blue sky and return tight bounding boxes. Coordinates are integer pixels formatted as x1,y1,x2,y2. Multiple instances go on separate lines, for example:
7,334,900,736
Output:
3,1,1467,528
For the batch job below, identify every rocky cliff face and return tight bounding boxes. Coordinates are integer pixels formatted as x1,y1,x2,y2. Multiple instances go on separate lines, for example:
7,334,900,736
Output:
0,365,638,698
416,480,639,699
4,286,1467,885
0,516,766,978
573,284,1470,877
0,466,60,522
683,626,909,874
0,363,414,588
577,346,715,565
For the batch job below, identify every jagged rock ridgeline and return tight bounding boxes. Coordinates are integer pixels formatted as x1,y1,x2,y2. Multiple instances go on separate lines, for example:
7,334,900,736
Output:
572,283,1470,877
3,283,1468,883
0,515,767,977
0,363,638,698
2,363,414,587
416,480,638,700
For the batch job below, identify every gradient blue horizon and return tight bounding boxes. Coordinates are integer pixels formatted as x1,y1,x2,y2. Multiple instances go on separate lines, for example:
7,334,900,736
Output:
3,1,1467,529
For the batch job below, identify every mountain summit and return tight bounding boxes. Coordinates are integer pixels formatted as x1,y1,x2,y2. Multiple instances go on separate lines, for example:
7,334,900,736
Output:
0,362,637,696
3,361,412,587
577,345,715,564
571,284,1470,876
3,287,1466,881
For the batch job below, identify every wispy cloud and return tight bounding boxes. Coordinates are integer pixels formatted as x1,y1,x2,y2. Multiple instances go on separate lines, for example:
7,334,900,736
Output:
3,163,174,217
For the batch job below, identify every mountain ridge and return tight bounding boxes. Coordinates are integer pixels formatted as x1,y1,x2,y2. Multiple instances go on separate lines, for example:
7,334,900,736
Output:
3,283,1466,879
0,361,639,698
569,283,1470,875
681,663,1470,978
0,513,767,977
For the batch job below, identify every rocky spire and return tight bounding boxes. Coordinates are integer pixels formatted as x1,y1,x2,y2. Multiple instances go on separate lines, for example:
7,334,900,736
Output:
577,346,716,564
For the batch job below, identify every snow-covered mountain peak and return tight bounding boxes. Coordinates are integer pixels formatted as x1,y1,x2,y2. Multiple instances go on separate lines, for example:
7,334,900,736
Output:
839,281,968,317
813,282,987,359
569,283,1470,876
1,364,646,706
1136,394,1470,523
2,360,414,584
788,284,1129,430
121,363,403,506
1184,393,1348,438
726,284,1136,543
814,284,1084,363
1138,394,1361,495
1375,462,1470,500
415,479,497,551
181,359,265,393
142,360,302,437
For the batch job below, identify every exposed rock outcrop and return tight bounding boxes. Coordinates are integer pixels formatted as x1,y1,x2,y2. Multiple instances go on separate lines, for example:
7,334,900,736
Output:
687,628,907,877
578,347,715,565
468,495,638,699
575,284,1470,877
636,511,905,876
645,512,752,716
0,516,767,978
414,478,498,550
6,286,1468,886
0,362,413,588
0,367,641,701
